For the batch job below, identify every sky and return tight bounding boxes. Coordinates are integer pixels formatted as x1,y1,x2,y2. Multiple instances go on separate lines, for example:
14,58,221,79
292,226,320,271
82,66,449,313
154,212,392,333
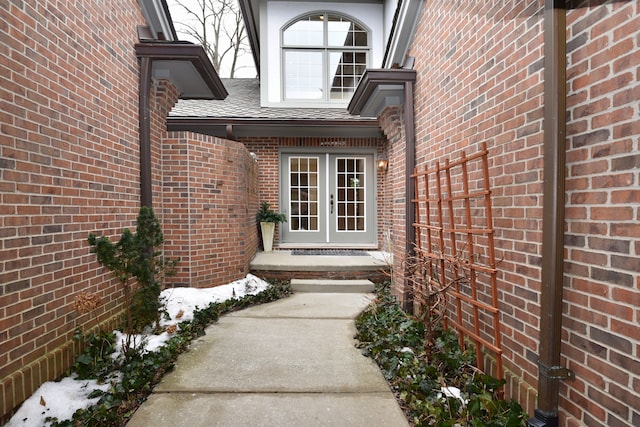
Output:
166,0,257,78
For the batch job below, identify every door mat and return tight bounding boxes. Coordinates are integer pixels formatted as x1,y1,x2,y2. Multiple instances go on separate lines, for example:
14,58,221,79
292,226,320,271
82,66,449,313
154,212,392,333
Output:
291,249,369,256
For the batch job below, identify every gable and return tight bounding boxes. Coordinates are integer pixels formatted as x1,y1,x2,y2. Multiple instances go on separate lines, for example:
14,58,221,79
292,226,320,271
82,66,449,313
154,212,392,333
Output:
260,1,384,108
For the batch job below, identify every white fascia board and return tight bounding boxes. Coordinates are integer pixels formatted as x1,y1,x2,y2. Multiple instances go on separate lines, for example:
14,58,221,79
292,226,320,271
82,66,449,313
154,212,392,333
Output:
139,0,176,40
384,0,424,68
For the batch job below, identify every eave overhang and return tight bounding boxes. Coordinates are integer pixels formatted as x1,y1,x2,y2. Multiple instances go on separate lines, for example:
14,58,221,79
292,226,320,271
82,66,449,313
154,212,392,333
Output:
167,117,382,139
238,0,260,75
348,68,416,117
382,0,425,68
135,42,228,100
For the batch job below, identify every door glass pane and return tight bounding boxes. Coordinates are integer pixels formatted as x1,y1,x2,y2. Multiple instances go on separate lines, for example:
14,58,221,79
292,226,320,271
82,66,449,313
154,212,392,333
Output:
289,157,319,231
335,157,366,231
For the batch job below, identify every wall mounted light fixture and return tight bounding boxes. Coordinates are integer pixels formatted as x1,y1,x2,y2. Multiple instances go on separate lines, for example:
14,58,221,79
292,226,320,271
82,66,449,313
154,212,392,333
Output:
377,157,388,172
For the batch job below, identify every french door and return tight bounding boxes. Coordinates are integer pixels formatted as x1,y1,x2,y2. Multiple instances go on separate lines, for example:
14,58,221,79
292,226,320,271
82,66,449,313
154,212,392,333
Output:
279,152,376,246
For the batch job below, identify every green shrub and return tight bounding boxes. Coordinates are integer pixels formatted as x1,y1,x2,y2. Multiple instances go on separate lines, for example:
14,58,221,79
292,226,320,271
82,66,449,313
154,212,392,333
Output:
88,207,177,335
72,329,117,381
256,201,287,223
355,283,527,426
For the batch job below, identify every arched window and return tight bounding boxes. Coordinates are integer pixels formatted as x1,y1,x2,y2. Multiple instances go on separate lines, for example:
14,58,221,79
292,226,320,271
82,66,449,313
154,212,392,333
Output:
282,12,369,103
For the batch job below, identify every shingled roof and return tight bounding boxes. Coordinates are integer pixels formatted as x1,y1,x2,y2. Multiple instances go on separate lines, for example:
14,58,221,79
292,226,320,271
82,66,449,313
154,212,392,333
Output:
167,79,381,139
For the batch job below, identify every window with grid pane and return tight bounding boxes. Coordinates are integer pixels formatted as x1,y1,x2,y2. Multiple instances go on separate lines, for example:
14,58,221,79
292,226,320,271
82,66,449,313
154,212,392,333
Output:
289,156,319,231
282,13,369,102
336,157,365,231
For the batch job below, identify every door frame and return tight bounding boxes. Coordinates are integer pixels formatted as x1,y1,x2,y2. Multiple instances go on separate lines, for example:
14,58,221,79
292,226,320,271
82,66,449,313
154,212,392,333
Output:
278,147,379,249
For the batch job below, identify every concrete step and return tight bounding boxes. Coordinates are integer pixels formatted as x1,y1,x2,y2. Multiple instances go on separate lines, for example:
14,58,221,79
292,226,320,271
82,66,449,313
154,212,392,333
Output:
291,279,375,293
250,251,391,283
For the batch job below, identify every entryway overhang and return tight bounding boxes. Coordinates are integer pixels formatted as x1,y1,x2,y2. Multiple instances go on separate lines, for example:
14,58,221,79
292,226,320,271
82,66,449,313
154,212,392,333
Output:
347,68,416,117
135,42,228,100
167,78,381,139
167,117,382,139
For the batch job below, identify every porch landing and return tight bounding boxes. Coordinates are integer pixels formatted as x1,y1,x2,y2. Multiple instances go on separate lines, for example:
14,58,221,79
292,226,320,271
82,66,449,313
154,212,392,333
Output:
250,250,391,283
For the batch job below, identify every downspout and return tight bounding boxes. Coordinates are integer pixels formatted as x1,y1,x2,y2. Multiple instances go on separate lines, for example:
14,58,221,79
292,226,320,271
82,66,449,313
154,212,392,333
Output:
403,79,416,313
528,1,573,426
139,56,153,208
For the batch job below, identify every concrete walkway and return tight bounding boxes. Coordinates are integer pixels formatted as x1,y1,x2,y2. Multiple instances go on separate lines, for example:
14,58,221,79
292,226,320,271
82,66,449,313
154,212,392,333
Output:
127,292,409,427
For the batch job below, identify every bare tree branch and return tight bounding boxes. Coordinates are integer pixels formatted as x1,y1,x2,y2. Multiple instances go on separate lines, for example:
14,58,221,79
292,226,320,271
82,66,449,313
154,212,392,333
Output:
171,0,250,77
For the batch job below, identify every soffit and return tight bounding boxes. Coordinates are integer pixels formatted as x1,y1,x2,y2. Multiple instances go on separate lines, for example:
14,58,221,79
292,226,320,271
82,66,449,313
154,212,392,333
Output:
348,68,416,117
135,42,228,100
382,0,424,68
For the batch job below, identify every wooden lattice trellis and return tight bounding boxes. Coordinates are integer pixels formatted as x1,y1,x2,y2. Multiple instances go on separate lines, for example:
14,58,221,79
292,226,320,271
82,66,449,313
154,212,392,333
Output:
411,141,503,380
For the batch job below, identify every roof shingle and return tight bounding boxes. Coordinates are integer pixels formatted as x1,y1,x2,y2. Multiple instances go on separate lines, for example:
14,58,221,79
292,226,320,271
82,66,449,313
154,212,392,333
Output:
170,78,375,122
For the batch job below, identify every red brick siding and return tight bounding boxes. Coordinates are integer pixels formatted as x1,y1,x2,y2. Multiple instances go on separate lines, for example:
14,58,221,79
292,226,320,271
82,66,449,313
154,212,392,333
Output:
152,80,180,215
0,1,260,419
378,0,640,424
378,107,409,300
160,132,259,288
405,2,546,416
563,2,640,426
0,0,146,418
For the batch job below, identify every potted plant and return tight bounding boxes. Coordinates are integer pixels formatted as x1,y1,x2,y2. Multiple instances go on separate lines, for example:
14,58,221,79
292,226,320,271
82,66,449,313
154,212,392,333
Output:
256,201,286,252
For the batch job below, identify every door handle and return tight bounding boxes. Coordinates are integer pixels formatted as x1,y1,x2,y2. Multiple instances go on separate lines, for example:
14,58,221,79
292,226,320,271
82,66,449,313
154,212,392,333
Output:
330,194,334,214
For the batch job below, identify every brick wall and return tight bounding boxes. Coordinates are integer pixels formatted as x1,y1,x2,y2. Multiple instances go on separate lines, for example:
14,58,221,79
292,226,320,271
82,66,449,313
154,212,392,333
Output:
0,1,260,419
0,0,146,418
378,107,409,300
404,0,548,416
563,2,640,426
377,0,640,424
160,131,259,288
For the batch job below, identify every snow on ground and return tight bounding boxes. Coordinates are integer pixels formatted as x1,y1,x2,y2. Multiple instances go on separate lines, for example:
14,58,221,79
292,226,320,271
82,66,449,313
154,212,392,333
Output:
6,274,270,427
368,250,392,264
161,273,268,325
6,377,111,427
